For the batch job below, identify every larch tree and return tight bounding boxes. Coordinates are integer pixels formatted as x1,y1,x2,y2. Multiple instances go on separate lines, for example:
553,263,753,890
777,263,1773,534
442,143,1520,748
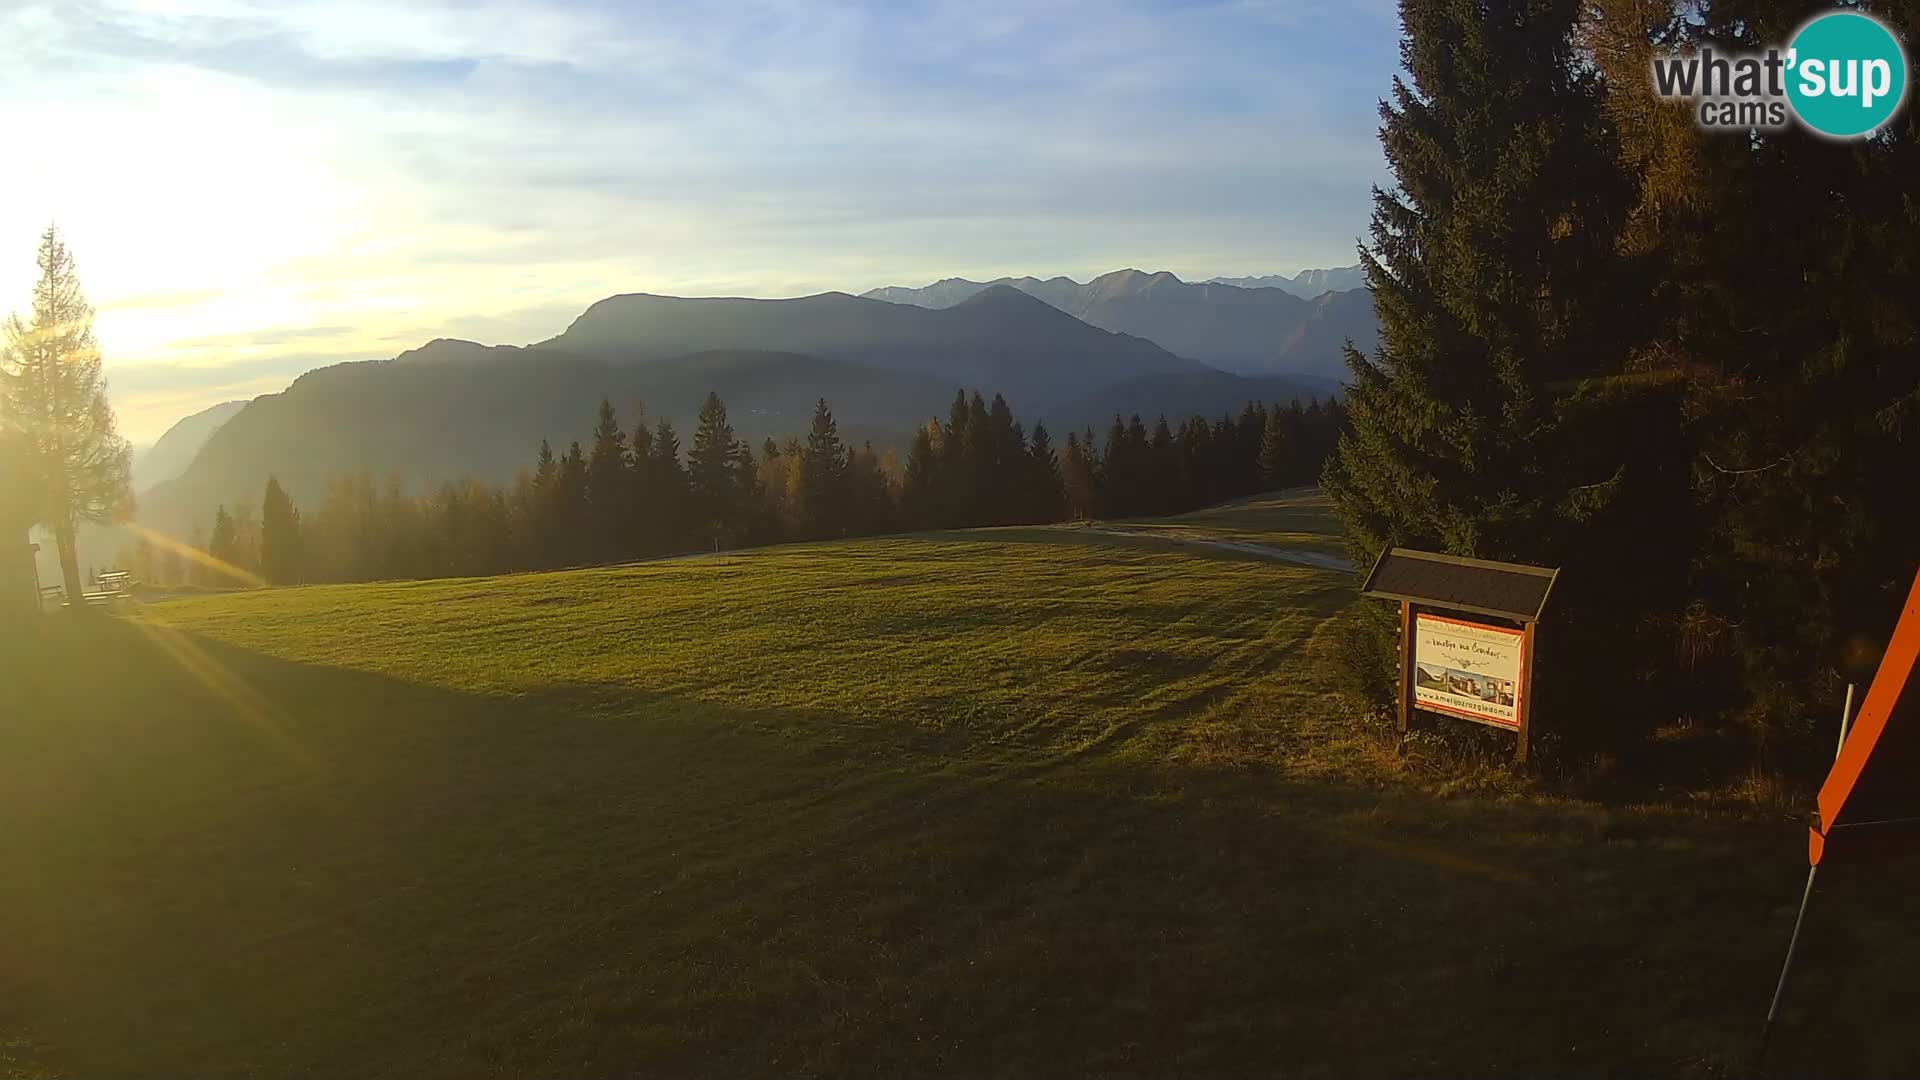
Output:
0,226,133,604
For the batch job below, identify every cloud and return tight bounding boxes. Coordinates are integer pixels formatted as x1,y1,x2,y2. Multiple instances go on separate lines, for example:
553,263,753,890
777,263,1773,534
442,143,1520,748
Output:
1,0,1398,441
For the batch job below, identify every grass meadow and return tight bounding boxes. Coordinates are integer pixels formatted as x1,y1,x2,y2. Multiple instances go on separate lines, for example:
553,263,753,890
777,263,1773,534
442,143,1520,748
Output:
3,492,1915,1078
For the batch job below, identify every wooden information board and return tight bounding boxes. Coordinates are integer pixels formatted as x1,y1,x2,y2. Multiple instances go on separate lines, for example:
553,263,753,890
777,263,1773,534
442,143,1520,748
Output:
1361,548,1558,763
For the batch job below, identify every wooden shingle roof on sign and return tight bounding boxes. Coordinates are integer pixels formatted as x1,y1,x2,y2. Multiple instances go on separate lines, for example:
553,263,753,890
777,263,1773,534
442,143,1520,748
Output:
1359,547,1559,624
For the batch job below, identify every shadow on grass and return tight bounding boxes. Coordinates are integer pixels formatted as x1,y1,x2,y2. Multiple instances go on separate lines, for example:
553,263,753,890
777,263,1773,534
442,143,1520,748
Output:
2,616,1915,1079
919,524,1351,569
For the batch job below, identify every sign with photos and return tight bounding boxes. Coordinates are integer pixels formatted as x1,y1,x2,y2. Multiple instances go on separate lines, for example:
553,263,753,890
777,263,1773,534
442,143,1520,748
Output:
1412,613,1525,730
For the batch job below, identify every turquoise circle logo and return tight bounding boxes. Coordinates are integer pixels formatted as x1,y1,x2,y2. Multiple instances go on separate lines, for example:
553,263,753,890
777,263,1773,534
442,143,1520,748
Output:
1786,13,1909,137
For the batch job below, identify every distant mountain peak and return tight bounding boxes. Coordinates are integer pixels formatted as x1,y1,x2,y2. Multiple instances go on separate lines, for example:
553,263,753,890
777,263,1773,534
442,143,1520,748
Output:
1090,268,1181,288
394,338,504,363
859,267,1376,380
954,282,1052,309
1205,265,1367,297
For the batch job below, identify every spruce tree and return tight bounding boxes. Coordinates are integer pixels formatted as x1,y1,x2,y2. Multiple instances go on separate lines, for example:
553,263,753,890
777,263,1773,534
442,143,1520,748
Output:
628,411,654,548
586,399,629,559
530,439,561,567
688,392,752,544
648,419,688,552
1257,406,1288,490
1176,417,1215,506
1147,415,1179,514
557,441,589,565
937,390,977,526
1324,0,1649,562
1582,0,1920,737
630,411,653,472
1061,432,1098,521
983,394,1024,523
260,476,302,585
1097,417,1130,517
207,506,240,578
1321,0,1685,744
800,397,848,538
901,421,940,529
844,443,896,537
1026,421,1063,523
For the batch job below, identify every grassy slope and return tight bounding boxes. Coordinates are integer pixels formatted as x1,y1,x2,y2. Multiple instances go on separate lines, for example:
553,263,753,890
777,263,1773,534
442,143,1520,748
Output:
2,492,1914,1078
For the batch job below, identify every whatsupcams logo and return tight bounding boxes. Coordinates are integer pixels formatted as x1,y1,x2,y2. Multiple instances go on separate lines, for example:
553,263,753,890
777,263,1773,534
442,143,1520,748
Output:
1650,12,1909,137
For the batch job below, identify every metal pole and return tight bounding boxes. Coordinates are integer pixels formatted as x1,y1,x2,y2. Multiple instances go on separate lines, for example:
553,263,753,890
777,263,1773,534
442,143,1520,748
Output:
1757,865,1819,1071
1755,683,1854,1073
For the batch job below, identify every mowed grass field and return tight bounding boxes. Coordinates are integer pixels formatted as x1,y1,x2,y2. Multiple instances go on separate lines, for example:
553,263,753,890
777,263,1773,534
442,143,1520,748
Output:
3,491,1916,1078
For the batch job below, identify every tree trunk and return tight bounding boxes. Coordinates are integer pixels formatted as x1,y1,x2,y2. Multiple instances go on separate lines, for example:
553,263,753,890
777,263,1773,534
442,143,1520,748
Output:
54,518,84,608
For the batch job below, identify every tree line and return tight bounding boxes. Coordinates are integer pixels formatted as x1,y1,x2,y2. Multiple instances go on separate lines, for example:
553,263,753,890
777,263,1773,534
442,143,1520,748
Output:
137,392,1344,587
1325,0,1920,765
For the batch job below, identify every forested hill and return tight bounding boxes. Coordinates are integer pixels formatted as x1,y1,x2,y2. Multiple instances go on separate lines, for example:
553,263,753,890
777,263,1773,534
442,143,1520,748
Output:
137,356,1333,542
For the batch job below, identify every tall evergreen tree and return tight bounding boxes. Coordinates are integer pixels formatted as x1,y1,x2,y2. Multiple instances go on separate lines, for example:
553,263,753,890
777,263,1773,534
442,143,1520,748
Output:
207,506,240,578
936,390,977,526
647,419,688,552
799,397,849,538
688,392,753,544
1257,405,1289,489
844,442,896,537
528,439,561,567
556,441,590,565
0,226,133,604
1025,420,1063,523
1177,416,1217,506
901,421,940,528
1593,0,1920,738
586,399,630,559
982,394,1024,523
1147,415,1180,515
260,476,302,586
1321,0,1686,744
1060,431,1098,521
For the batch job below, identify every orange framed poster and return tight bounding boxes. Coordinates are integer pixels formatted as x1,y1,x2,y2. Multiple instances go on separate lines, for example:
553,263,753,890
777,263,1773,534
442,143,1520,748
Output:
1411,613,1526,730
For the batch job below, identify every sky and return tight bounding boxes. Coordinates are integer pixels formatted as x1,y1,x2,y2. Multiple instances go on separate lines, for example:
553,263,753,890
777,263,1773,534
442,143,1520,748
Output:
0,0,1400,444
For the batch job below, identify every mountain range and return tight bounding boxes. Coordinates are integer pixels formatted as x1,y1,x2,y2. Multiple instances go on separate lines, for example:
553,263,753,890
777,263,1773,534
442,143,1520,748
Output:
134,281,1347,539
48,265,1380,581
1205,266,1369,295
858,268,1374,379
540,285,1202,400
